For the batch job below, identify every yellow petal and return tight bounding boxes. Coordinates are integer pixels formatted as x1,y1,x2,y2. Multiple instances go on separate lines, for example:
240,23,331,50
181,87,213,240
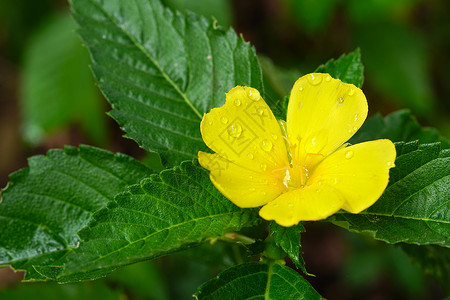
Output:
286,73,368,170
198,152,286,207
259,183,345,226
199,86,291,207
308,139,396,213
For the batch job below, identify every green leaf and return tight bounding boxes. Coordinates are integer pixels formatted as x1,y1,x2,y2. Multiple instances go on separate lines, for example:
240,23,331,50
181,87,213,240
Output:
21,13,106,145
194,262,322,299
162,0,232,27
70,0,263,166
330,141,450,247
0,281,120,300
350,109,450,148
44,161,259,282
315,48,364,88
269,222,307,273
0,145,152,280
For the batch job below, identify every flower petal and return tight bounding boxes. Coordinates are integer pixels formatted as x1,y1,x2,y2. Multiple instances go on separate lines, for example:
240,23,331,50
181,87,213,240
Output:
199,86,290,207
308,139,396,213
259,183,345,226
286,73,368,169
199,152,286,207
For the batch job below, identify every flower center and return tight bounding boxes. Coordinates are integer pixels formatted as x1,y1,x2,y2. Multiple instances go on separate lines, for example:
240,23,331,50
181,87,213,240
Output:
282,164,310,190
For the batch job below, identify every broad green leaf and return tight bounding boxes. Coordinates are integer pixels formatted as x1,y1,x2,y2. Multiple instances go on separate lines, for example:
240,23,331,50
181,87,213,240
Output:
330,141,450,246
195,262,321,299
0,145,152,280
400,244,450,292
44,161,259,282
350,109,450,148
162,0,232,27
269,221,307,272
70,0,263,166
22,13,106,145
0,280,120,300
315,48,364,88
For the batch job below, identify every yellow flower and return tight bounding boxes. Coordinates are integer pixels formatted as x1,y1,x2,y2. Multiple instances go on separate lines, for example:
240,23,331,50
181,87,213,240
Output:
198,73,396,227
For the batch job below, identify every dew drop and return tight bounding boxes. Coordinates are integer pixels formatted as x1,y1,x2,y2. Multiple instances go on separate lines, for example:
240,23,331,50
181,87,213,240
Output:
228,123,242,138
325,74,331,82
102,34,107,39
247,153,254,160
298,102,304,109
333,178,339,184
260,163,267,171
208,121,213,125
261,139,273,152
348,89,355,96
257,107,266,116
249,187,255,192
234,99,241,106
248,89,260,101
345,150,354,159
298,86,304,92
354,114,359,122
337,97,344,105
221,116,228,124
288,202,293,208
315,189,320,193
353,126,357,131
272,134,278,140
307,73,323,85
387,161,393,167
262,191,267,196
347,129,352,133
249,175,253,180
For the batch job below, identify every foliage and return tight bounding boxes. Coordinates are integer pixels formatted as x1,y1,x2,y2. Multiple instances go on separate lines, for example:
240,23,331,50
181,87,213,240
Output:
1,0,449,299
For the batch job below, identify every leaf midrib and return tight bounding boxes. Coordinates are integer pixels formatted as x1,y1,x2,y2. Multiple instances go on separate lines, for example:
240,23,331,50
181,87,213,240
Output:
85,0,203,120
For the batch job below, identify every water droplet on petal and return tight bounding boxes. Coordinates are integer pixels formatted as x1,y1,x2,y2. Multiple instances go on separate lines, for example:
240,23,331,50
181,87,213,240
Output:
387,161,393,167
288,202,293,208
325,74,331,82
307,73,323,85
221,116,228,124
337,97,344,105
273,203,279,208
354,114,359,122
348,89,355,96
249,187,255,192
347,129,352,133
249,175,253,180
272,134,278,140
315,189,320,193
353,126,357,131
262,191,267,196
208,121,213,125
298,86,304,92
257,107,266,116
334,178,339,184
261,139,273,152
260,163,267,171
248,89,260,101
345,150,354,159
228,123,242,138
247,153,254,159
234,99,241,106
298,102,304,109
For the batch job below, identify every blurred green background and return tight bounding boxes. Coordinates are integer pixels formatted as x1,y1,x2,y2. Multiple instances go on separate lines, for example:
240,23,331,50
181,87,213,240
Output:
0,0,449,299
